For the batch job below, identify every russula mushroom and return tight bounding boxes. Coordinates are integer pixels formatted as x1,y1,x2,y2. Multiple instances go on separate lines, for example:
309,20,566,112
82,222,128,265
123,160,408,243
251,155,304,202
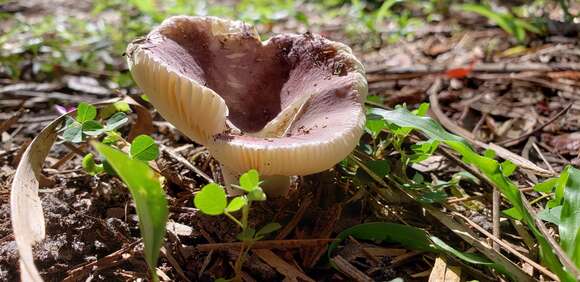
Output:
127,16,367,196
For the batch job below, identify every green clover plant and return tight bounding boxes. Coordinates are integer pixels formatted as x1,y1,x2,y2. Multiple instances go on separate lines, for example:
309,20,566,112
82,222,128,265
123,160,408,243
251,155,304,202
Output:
194,169,281,281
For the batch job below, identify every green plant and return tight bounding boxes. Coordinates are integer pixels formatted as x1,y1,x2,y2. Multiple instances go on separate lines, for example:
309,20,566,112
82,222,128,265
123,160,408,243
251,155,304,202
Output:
194,169,281,281
461,3,542,43
328,222,492,265
366,105,578,281
60,102,129,143
93,142,168,282
530,166,580,268
59,102,167,281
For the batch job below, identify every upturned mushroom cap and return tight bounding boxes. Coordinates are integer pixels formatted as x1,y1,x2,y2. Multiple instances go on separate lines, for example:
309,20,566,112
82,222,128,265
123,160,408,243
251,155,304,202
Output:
127,16,367,176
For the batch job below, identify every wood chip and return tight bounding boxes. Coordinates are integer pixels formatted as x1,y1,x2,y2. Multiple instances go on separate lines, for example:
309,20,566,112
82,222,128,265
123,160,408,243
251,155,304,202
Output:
363,247,407,258
331,255,373,282
428,257,461,282
254,249,314,282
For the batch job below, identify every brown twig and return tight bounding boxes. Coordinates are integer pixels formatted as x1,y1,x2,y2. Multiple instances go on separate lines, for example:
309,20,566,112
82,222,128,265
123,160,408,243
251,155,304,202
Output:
160,246,191,282
63,240,141,282
428,84,554,176
353,156,534,281
521,194,580,280
366,62,580,75
196,239,335,252
497,104,572,147
253,249,315,282
160,144,214,183
332,255,374,282
275,197,312,240
492,188,501,252
451,212,559,281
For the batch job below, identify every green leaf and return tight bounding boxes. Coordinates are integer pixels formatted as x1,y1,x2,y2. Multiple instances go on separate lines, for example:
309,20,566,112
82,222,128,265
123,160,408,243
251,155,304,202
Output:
102,159,117,176
247,187,267,202
194,183,227,216
430,236,492,265
500,160,517,177
410,139,439,162
225,196,247,213
366,95,383,104
93,142,168,281
413,103,430,116
559,166,580,267
483,148,496,159
452,171,480,184
365,159,390,179
239,169,260,192
418,190,447,204
236,228,256,241
130,135,159,161
62,121,83,143
534,177,560,193
549,169,570,208
461,4,515,36
503,207,523,221
537,206,562,225
82,153,103,176
104,112,128,131
103,131,122,145
368,106,574,281
374,0,398,24
99,101,132,119
76,102,97,123
365,119,386,138
82,120,104,136
128,0,163,21
256,222,282,237
328,222,491,265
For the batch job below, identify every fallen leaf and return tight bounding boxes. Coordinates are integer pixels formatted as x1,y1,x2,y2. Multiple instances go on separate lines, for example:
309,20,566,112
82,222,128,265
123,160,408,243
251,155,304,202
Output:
445,61,477,79
11,115,63,282
428,257,462,282
254,249,314,282
549,132,580,155
64,75,110,96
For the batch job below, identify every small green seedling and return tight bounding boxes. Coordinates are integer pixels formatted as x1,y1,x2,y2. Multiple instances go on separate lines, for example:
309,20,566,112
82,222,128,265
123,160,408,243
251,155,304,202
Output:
194,169,281,281
61,101,167,281
61,102,129,143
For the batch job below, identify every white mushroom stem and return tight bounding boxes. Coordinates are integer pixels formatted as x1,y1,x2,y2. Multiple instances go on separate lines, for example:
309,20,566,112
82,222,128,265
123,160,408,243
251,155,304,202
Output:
220,164,291,197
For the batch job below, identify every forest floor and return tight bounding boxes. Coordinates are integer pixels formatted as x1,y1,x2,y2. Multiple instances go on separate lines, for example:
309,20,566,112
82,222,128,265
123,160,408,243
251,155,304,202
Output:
1,1,580,281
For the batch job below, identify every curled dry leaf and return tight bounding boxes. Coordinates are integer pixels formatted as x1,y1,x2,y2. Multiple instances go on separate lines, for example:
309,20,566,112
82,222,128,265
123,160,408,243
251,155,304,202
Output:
10,97,152,282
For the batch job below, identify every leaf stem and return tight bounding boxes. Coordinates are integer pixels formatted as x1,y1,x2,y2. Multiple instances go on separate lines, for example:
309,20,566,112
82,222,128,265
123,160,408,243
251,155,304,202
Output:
224,212,244,229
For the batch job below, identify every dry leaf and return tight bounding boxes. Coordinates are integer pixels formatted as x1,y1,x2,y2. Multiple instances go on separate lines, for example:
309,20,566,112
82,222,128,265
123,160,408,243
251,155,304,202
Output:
10,114,64,282
254,249,314,282
428,257,462,282
549,132,580,155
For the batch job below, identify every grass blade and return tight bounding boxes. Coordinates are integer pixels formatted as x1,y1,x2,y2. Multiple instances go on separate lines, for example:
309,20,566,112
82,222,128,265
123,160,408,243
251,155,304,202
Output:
560,167,580,268
94,142,168,281
368,106,575,281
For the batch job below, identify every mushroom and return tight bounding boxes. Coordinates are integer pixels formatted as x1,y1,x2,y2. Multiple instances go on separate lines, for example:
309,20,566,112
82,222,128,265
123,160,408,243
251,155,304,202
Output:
127,16,367,196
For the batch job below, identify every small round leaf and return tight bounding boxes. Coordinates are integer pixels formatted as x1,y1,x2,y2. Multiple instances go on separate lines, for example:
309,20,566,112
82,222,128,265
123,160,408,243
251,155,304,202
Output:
130,135,159,161
239,169,260,192
76,102,97,123
225,196,247,213
194,183,227,216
